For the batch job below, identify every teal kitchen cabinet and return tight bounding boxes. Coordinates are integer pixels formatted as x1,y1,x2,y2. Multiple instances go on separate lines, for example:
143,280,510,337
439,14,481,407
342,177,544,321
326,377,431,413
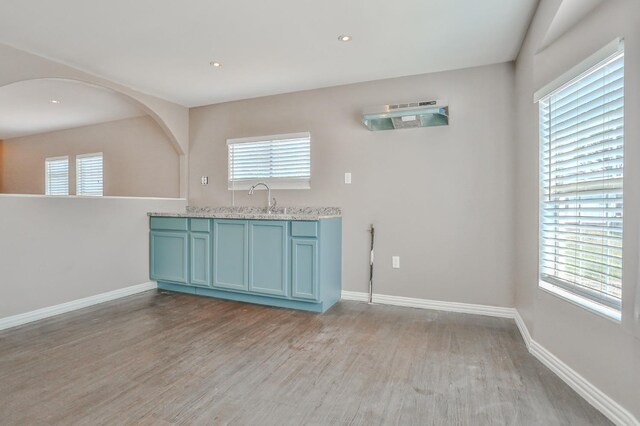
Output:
189,232,211,286
150,217,211,287
189,218,211,287
291,238,318,300
149,217,189,284
213,219,249,291
151,216,342,313
248,221,288,297
150,231,188,284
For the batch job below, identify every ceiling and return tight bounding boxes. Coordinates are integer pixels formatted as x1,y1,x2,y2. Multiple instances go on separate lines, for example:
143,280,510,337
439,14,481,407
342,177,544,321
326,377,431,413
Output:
0,0,538,107
0,79,145,139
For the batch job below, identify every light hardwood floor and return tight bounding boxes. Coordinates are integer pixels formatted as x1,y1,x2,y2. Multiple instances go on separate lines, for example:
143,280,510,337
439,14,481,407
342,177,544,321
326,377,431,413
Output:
0,290,610,425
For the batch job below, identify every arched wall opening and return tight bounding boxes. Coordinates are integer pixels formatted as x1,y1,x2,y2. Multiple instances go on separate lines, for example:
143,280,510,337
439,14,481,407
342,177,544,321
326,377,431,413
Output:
0,78,184,198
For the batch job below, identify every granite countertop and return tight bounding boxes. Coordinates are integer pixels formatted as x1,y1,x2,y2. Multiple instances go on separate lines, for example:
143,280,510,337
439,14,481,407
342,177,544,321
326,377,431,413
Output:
148,206,341,221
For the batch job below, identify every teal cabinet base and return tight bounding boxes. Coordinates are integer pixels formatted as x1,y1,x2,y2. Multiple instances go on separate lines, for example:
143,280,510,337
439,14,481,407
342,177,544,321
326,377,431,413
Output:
157,282,331,313
151,217,342,314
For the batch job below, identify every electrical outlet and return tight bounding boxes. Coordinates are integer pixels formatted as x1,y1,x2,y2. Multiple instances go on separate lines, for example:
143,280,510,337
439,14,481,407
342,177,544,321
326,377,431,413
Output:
201,176,209,185
392,256,400,269
345,172,352,184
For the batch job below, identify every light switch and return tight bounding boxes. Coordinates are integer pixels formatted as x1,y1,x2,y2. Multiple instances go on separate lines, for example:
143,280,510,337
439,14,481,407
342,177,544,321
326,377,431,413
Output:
344,172,352,184
201,176,209,185
392,256,400,269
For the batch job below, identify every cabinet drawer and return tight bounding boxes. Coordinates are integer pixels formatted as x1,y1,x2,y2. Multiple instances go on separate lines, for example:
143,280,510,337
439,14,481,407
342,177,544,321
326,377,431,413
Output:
150,217,188,231
291,221,318,238
190,218,211,233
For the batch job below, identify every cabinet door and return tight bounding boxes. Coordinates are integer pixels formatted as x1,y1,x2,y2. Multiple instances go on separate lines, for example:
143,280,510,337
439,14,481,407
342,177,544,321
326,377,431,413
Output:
291,238,318,300
190,233,211,286
213,220,249,291
150,231,188,284
248,221,288,297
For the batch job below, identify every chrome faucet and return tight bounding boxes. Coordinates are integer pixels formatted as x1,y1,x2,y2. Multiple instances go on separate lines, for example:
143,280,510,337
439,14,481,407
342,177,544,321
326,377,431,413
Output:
248,182,276,214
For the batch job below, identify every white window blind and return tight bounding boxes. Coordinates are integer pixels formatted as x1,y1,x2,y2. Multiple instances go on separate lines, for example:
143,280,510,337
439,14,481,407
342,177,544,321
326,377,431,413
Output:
227,132,310,190
539,49,624,314
76,153,103,196
45,156,69,196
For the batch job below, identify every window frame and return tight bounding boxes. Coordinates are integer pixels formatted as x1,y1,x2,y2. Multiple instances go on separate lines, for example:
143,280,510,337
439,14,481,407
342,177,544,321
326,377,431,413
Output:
226,132,311,190
537,44,624,322
76,152,104,197
44,155,69,196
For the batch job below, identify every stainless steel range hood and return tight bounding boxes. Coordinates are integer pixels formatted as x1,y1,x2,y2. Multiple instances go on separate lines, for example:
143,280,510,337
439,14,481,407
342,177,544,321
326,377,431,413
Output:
362,100,448,131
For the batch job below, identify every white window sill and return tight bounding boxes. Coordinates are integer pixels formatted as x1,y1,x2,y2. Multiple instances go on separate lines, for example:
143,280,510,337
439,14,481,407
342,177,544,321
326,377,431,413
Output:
539,281,621,322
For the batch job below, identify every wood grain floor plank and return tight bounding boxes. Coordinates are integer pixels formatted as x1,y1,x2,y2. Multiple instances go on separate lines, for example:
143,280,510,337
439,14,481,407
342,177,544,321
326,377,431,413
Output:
0,290,611,425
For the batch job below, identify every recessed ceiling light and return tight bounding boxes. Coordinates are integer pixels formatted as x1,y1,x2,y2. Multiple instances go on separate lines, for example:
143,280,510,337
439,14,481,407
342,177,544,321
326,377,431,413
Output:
210,61,222,67
338,35,352,42
50,99,61,104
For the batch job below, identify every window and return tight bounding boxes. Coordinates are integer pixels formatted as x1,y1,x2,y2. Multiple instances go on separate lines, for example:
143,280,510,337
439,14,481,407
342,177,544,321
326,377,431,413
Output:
539,46,624,320
76,153,103,196
45,156,69,195
227,132,310,190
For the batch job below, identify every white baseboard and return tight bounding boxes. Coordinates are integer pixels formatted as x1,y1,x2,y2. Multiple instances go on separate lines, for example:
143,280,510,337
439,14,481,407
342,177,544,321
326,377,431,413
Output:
341,290,637,425
341,290,516,318
529,338,637,426
513,311,532,350
0,281,157,331
340,290,370,302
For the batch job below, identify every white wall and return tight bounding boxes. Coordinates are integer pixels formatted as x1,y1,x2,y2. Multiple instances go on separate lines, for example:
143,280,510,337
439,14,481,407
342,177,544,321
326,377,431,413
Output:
0,195,186,318
514,0,640,420
189,62,516,308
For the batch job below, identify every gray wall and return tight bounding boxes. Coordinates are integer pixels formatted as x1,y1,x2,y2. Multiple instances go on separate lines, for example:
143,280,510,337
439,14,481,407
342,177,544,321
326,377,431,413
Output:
0,141,3,190
189,62,516,308
514,0,640,418
0,116,180,198
0,196,186,318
